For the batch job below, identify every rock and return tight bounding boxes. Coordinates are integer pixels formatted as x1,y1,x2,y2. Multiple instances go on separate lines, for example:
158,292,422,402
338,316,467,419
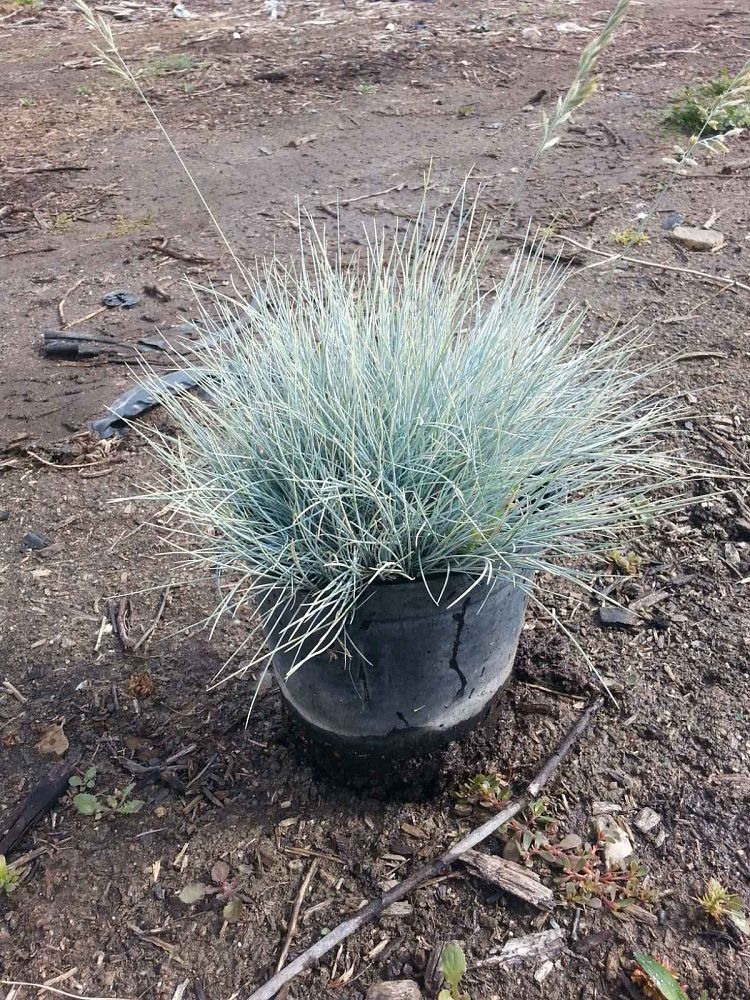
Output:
521,26,542,40
593,815,633,869
669,226,725,252
634,807,661,835
366,982,422,1000
661,212,684,231
556,21,591,34
599,606,640,628
21,530,51,551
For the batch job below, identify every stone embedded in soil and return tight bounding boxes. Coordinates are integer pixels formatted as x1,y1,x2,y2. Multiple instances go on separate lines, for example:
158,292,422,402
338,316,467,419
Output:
593,815,633,869
634,807,661,835
21,530,51,551
598,606,641,628
366,981,423,1000
669,226,726,252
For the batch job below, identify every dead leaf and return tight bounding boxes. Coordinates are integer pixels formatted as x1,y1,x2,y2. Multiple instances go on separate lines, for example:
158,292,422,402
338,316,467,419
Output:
128,670,156,698
223,898,244,923
400,822,428,840
329,962,356,988
35,722,69,757
211,860,230,884
178,883,209,904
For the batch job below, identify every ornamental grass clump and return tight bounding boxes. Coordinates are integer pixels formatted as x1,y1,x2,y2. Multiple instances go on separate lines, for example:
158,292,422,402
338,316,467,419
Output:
141,202,684,681
75,0,688,686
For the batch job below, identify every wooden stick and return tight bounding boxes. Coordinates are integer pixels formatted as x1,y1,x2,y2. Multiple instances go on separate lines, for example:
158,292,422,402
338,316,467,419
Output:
0,752,82,856
57,277,85,327
132,586,171,651
550,232,750,294
245,696,604,1000
275,860,319,974
460,849,554,910
474,927,565,967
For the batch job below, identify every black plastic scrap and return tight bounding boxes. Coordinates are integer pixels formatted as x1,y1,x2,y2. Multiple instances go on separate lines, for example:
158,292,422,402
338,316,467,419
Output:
85,304,257,438
89,370,202,439
102,290,140,309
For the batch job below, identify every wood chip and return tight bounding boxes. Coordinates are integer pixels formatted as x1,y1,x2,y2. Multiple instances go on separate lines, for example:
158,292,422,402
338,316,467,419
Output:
634,807,661,834
461,850,555,910
475,928,566,967
366,982,422,1000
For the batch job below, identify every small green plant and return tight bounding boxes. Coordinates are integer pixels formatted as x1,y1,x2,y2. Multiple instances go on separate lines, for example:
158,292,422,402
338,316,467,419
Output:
632,954,689,1000
108,212,154,237
611,227,650,248
18,96,34,108
667,70,750,135
354,82,376,95
69,766,144,818
0,855,20,896
501,796,560,855
439,942,469,1000
50,211,74,233
698,878,748,933
141,53,199,78
609,548,643,575
456,772,511,810
77,83,92,97
552,843,657,913
498,801,657,914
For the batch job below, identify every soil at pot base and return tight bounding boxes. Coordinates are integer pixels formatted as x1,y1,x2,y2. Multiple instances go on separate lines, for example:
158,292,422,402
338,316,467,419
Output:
266,574,530,774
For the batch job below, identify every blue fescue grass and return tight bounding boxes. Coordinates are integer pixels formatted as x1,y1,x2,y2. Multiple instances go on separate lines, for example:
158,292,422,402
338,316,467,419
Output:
138,199,687,681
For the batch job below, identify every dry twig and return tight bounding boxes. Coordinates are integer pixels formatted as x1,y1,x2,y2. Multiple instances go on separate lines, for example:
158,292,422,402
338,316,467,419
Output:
275,860,319,974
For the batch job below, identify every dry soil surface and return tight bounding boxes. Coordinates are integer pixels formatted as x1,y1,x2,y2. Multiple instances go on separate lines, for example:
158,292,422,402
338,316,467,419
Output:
1,2,750,999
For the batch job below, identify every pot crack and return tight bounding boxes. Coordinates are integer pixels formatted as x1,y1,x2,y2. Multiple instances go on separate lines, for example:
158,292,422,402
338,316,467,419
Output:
448,597,470,697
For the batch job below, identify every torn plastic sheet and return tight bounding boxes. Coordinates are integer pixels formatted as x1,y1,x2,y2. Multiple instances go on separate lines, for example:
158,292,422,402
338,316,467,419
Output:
87,303,256,438
89,370,205,439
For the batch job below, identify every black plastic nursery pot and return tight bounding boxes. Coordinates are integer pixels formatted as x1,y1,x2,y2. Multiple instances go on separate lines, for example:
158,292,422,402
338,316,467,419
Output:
264,573,530,765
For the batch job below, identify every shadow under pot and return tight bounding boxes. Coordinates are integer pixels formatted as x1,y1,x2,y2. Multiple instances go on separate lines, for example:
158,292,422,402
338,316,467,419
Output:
262,573,531,765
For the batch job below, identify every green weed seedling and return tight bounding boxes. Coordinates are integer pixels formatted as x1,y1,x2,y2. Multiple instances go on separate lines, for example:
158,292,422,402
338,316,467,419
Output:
632,953,689,1000
698,878,749,934
667,70,750,135
455,772,511,811
439,942,469,1000
69,766,144,819
0,855,20,896
611,227,649,248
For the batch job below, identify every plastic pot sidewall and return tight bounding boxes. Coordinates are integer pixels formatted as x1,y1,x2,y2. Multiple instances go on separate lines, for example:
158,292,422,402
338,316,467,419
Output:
262,573,530,761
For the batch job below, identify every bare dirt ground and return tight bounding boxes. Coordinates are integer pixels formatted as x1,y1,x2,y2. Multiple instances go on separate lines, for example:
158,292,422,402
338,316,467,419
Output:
2,1,750,998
